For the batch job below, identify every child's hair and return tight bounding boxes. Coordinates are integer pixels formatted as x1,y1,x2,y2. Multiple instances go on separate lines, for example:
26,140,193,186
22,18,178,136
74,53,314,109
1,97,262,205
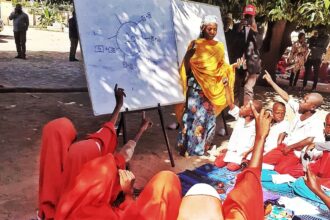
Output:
273,101,286,109
298,32,305,40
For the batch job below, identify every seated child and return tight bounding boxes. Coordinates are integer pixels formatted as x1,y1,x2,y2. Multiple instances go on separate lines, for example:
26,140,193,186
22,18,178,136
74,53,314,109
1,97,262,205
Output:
240,101,289,160
214,99,262,171
263,71,324,178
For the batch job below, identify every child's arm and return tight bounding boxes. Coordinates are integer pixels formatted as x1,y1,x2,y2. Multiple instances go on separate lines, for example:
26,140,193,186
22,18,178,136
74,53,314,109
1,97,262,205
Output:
277,132,287,145
248,103,273,169
282,137,315,155
263,71,289,102
305,166,330,209
109,84,125,125
241,147,254,159
223,77,235,110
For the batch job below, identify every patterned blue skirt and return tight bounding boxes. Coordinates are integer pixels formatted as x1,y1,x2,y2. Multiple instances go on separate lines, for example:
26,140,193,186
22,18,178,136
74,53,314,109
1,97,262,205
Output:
177,76,216,156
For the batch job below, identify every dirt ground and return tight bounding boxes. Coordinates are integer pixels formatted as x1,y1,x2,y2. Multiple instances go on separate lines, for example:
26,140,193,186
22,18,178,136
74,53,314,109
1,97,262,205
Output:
0,92,222,219
0,26,229,219
0,26,329,219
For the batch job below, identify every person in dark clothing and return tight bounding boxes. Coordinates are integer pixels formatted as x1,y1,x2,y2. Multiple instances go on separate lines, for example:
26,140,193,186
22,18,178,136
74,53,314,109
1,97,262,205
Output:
223,13,235,64
303,27,330,91
68,11,79,61
9,4,29,59
230,5,261,106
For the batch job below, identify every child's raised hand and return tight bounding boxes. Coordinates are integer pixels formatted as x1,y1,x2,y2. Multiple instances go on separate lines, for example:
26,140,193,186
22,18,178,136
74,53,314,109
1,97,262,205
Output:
114,84,126,107
262,70,273,83
251,101,272,138
233,57,247,70
140,111,153,131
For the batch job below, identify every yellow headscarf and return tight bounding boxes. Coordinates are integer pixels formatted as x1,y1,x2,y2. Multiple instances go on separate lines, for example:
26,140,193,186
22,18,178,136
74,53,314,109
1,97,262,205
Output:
175,39,235,123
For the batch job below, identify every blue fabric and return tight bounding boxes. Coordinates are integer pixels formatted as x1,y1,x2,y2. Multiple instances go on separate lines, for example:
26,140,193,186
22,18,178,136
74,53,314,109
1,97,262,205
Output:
262,169,279,182
177,76,216,156
178,164,238,200
261,169,293,194
292,177,330,204
262,182,293,194
178,164,330,214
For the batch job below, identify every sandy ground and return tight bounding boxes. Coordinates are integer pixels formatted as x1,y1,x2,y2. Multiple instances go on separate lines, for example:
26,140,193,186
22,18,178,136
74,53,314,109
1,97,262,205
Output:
0,25,329,219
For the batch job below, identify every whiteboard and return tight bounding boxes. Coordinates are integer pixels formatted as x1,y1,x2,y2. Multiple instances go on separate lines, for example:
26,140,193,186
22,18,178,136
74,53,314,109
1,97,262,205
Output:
171,0,228,64
74,0,184,115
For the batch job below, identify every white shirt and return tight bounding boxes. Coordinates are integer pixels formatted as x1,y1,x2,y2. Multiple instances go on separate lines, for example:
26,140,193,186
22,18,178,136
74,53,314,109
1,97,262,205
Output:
245,26,251,41
264,120,290,154
283,99,325,158
226,106,256,155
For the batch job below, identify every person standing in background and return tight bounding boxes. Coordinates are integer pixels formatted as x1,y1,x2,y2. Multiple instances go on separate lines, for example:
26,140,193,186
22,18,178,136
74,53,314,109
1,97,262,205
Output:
231,4,261,106
287,32,309,89
223,13,235,64
9,4,29,59
303,27,330,91
68,11,79,62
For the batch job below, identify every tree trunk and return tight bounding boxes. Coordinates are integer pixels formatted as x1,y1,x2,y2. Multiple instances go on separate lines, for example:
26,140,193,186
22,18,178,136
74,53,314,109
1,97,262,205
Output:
261,20,287,76
257,20,297,85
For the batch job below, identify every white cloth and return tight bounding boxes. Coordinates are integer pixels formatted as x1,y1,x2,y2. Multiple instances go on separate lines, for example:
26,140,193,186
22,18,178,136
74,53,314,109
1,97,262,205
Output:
95,141,102,152
283,99,325,158
119,140,137,162
264,120,290,154
223,151,243,164
315,141,330,151
185,183,220,200
271,174,296,184
262,163,275,170
245,26,250,41
278,196,321,215
224,106,256,163
201,15,218,26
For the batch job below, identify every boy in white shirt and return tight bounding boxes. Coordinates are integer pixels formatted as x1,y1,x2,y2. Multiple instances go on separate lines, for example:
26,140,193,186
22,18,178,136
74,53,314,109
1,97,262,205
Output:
240,101,290,161
214,90,262,171
263,71,324,178
264,102,289,153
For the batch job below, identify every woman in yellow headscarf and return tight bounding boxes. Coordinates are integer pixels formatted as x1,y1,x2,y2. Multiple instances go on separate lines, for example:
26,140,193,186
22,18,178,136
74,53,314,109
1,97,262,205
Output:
176,15,235,156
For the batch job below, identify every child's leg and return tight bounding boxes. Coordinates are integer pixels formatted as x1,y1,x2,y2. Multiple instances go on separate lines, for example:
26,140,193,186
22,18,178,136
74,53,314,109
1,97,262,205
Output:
263,144,286,165
274,153,300,175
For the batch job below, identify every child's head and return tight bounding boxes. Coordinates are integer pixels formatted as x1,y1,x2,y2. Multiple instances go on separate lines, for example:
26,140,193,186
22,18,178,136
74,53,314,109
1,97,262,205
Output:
298,32,305,43
239,100,262,118
298,93,323,114
272,102,286,123
325,113,330,141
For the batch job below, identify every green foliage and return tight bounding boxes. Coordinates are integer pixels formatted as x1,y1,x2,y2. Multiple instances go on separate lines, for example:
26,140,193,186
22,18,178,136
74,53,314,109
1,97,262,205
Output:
45,0,72,4
21,1,72,28
266,0,296,22
297,0,330,27
37,3,71,28
192,0,330,27
38,6,56,27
